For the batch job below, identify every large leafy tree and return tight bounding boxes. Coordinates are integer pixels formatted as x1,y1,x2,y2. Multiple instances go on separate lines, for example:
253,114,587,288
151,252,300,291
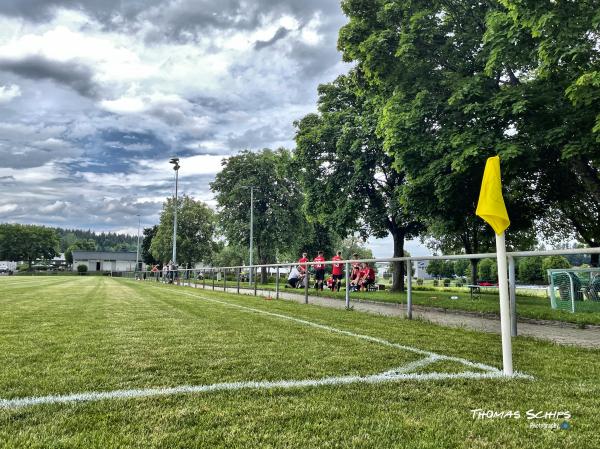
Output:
484,0,600,265
0,224,59,269
295,70,422,291
337,0,539,282
150,196,216,267
279,221,342,264
210,149,304,282
141,225,159,266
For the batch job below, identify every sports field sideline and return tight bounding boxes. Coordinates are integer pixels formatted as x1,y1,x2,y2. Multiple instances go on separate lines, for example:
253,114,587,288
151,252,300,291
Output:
1,276,599,448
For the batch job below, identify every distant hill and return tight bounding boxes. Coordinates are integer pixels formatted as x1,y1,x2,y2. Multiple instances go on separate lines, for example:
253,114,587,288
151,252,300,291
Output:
52,227,138,253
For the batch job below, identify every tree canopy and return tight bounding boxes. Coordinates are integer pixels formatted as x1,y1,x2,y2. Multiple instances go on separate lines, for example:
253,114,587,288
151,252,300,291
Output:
210,148,305,281
0,224,59,269
294,70,422,290
150,196,216,267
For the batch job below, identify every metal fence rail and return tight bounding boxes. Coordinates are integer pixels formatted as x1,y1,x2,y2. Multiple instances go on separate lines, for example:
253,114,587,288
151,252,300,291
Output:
120,247,600,338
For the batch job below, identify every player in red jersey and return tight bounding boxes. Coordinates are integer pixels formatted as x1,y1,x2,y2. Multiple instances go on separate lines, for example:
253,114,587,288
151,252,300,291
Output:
349,253,361,291
359,262,376,291
313,250,326,291
331,251,343,292
298,252,308,273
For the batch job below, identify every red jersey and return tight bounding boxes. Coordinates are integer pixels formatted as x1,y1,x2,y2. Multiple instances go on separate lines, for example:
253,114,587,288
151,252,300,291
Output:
314,255,325,270
332,255,343,275
298,257,308,272
364,267,375,281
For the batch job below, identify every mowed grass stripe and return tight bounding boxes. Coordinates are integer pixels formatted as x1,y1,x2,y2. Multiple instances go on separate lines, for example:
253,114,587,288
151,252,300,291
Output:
0,277,78,293
136,281,502,375
0,277,420,399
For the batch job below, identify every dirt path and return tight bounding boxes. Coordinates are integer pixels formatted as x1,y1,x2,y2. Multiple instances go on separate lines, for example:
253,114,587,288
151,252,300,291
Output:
181,282,600,349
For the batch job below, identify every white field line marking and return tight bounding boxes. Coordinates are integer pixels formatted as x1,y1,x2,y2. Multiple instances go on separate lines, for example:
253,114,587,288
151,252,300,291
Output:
159,284,504,374
1,369,527,410
0,280,532,410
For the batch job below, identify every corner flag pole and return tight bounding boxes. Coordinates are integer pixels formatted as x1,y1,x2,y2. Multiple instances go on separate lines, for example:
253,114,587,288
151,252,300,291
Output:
476,156,513,376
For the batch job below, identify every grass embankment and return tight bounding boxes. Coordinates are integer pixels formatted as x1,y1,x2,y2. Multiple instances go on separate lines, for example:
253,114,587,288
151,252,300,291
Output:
0,276,598,448
187,277,600,326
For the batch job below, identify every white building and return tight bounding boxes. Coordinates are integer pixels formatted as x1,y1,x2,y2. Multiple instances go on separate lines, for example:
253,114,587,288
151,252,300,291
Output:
414,260,434,280
72,251,138,272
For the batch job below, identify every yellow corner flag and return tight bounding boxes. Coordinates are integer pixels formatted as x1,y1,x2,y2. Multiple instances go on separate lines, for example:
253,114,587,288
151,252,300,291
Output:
476,156,510,235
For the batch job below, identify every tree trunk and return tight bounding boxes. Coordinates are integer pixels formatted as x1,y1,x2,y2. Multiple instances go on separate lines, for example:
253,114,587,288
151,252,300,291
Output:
470,259,479,285
391,230,405,292
260,256,268,284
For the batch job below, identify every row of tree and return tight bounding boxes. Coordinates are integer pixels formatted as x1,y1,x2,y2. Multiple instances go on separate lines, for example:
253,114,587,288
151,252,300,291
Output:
294,0,599,285
140,149,376,283
0,224,140,269
0,224,59,269
12,1,592,285
144,0,600,289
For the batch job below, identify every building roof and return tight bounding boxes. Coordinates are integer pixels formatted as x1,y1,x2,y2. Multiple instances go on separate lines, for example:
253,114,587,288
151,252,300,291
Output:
72,251,137,261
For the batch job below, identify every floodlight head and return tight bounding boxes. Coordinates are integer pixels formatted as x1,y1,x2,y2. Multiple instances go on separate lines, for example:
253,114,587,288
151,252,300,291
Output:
169,157,180,170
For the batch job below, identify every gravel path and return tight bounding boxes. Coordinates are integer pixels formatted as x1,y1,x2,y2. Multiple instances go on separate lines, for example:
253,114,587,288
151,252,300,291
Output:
182,282,600,349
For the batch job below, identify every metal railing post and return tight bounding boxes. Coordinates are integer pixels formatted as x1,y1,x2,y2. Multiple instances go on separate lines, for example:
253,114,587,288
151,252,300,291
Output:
237,268,240,294
223,268,227,292
254,267,258,296
569,274,576,313
407,259,413,320
508,256,517,336
276,266,280,300
304,270,309,304
212,269,215,290
345,262,350,308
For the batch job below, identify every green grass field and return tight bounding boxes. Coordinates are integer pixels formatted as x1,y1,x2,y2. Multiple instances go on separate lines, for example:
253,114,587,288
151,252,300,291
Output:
1,277,598,448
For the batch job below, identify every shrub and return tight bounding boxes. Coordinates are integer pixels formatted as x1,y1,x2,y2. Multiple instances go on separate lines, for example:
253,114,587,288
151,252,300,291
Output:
478,258,498,282
433,279,439,287
77,264,88,274
443,278,451,287
541,256,571,280
416,278,423,286
518,257,544,284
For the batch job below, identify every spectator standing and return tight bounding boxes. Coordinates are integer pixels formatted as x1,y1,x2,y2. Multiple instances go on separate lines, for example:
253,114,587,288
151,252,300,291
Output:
331,251,343,292
162,263,168,283
313,251,326,291
298,252,309,274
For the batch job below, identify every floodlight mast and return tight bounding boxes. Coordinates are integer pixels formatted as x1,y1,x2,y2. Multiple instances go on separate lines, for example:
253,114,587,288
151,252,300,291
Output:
135,214,141,271
169,157,180,266
250,186,254,284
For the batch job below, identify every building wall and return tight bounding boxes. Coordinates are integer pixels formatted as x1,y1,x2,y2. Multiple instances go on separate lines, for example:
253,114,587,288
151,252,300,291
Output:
415,261,434,280
72,259,136,272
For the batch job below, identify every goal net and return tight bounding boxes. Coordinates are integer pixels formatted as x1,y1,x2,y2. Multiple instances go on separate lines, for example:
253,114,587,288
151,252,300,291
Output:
547,268,600,313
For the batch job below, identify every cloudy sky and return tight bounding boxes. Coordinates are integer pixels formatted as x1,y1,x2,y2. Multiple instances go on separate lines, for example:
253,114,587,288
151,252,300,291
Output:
0,0,428,257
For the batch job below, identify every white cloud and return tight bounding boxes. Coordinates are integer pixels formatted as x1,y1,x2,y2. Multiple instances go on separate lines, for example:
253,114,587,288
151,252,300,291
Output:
39,200,70,213
0,1,348,235
0,203,18,214
0,83,21,103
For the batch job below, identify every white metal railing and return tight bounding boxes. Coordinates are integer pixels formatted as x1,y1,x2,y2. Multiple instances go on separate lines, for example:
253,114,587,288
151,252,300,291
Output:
121,247,600,332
